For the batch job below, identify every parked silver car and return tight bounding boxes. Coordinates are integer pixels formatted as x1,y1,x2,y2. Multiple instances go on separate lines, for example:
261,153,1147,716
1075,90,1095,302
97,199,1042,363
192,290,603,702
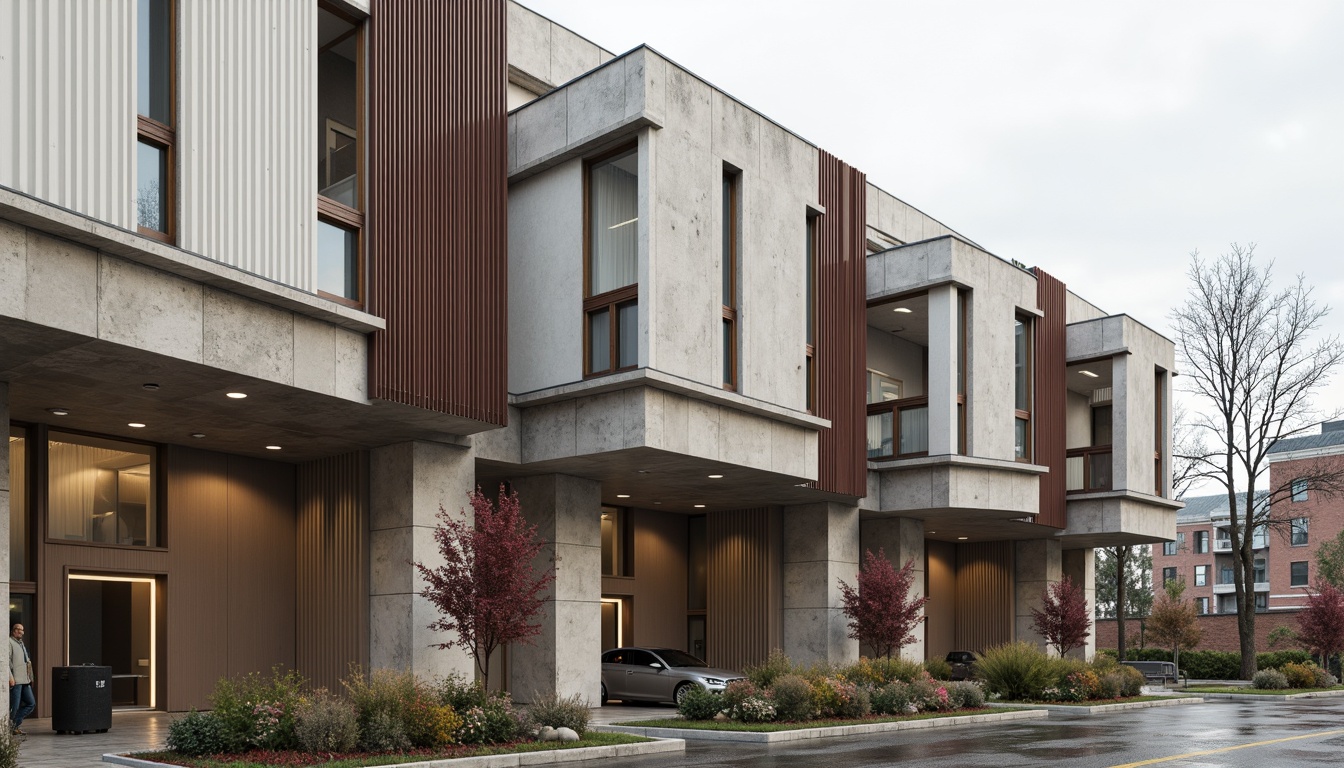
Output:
600,647,745,705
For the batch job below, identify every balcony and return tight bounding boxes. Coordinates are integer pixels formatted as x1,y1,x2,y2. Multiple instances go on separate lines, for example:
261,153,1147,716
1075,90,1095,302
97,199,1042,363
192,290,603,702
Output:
1066,445,1112,493
1214,538,1232,552
1213,580,1270,595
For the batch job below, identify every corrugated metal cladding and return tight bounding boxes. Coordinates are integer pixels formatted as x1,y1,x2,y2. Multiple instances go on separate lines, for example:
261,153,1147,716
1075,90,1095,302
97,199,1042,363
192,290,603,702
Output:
706,508,783,671
0,0,134,227
178,2,314,289
954,541,1014,652
297,452,369,693
813,151,867,496
1032,268,1068,528
367,0,508,424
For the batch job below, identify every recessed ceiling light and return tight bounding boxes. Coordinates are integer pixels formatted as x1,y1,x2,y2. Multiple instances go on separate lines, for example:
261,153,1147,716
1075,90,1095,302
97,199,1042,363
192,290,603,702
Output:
708,474,724,479
957,536,969,540
653,501,662,505
1079,370,1099,378
892,307,913,314
929,531,937,535
190,433,206,439
694,504,706,509
47,407,70,416
226,392,248,399
142,383,160,391
128,422,146,428
616,494,630,499
265,445,282,450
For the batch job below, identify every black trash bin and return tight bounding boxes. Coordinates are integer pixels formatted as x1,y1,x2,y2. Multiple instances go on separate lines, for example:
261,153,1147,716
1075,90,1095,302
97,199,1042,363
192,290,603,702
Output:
51,665,112,734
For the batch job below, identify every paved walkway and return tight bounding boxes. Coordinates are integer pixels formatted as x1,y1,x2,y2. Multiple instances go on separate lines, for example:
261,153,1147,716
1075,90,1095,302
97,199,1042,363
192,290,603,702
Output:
13,711,170,768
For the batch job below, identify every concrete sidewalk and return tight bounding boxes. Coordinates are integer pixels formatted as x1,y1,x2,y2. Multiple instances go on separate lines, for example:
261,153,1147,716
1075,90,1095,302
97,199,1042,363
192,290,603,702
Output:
12,711,171,768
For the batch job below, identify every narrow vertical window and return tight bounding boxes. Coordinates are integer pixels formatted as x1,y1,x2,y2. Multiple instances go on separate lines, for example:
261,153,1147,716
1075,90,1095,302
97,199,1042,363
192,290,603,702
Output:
805,214,817,412
136,0,174,241
1155,369,1167,496
8,426,28,581
317,4,365,305
957,290,968,455
584,145,639,376
721,171,739,390
1014,315,1033,460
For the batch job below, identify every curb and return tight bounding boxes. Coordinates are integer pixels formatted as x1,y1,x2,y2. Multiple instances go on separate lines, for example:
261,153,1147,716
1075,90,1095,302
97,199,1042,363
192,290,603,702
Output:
987,697,1203,715
596,709,1048,743
102,738,685,768
1192,689,1344,702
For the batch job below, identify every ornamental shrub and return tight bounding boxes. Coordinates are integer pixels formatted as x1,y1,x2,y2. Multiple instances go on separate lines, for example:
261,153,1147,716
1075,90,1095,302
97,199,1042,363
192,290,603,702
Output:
908,673,951,711
839,656,924,686
406,701,462,749
870,681,914,715
360,710,411,752
525,691,591,736
721,680,760,713
924,658,953,681
676,688,723,721
730,696,777,723
974,642,1056,701
1096,672,1124,700
1312,665,1338,688
1251,669,1289,690
435,673,488,712
768,674,814,721
456,697,524,745
745,649,796,688
1178,650,1240,680
945,681,985,709
809,677,867,718
210,667,306,752
0,720,17,768
1281,662,1317,689
167,710,229,757
1257,650,1313,671
294,689,360,754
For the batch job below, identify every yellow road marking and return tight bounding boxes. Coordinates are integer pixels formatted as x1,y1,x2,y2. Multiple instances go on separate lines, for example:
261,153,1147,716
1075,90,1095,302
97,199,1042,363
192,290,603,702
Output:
1108,728,1344,767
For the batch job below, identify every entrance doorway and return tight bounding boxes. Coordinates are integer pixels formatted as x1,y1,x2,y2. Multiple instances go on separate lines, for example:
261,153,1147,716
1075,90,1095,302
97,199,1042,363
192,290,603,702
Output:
67,575,157,708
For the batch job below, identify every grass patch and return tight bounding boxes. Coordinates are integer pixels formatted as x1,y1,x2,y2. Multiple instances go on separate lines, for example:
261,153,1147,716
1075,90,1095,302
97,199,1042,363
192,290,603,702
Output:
997,695,1181,706
1184,686,1344,696
132,732,650,768
614,708,1020,732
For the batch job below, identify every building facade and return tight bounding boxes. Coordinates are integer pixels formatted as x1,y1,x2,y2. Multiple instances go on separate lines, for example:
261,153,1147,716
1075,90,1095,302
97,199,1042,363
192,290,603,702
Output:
1,0,1177,714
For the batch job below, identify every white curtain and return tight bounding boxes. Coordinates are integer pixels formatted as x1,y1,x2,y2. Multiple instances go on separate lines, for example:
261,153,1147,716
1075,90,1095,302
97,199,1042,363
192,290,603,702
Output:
590,150,638,295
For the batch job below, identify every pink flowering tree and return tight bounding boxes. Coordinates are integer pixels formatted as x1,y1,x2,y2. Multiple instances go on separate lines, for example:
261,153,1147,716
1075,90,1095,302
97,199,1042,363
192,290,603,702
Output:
1030,577,1092,657
1298,583,1344,672
838,549,929,659
414,486,554,691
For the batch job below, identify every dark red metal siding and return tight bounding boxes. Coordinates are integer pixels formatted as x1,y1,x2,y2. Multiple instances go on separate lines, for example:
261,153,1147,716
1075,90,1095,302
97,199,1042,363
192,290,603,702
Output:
367,0,508,425
814,151,867,497
1033,268,1067,528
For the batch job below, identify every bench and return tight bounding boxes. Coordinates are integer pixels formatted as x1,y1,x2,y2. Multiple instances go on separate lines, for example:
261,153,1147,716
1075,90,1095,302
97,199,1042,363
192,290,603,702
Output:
1121,660,1186,688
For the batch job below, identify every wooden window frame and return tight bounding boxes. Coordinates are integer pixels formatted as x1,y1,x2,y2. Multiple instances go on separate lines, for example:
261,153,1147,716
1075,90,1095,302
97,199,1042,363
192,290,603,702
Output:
1014,314,1033,462
865,395,931,460
316,4,366,307
582,142,640,379
722,170,739,391
42,426,168,552
804,214,817,413
136,0,176,243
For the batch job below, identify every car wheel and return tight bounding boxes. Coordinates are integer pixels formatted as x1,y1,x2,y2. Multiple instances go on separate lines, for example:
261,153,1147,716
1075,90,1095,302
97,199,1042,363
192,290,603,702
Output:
601,682,608,706
674,682,697,706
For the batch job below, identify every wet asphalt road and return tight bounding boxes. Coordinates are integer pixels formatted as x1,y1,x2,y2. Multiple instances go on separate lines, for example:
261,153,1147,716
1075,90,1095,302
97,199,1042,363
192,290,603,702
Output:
594,698,1344,767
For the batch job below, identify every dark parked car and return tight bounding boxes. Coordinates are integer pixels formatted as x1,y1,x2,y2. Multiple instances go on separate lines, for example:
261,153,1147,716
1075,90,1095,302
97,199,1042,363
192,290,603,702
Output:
600,647,744,705
946,650,978,681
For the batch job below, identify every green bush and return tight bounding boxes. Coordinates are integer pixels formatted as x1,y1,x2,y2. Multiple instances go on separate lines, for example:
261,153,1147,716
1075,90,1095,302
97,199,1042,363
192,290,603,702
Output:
456,698,523,745
721,680,760,713
924,658,953,681
869,681,913,715
974,642,1056,701
768,674,814,721
525,691,591,735
361,710,411,752
1313,666,1339,688
946,681,985,709
167,710,229,757
435,673,488,712
1179,651,1240,680
1258,650,1313,671
1281,662,1317,689
294,690,360,753
744,649,795,688
210,667,306,752
1251,669,1289,690
1124,648,1174,662
0,720,17,768
909,674,952,711
1113,665,1145,697
675,687,723,720
838,656,925,686
1096,672,1124,700
729,696,777,723
1096,649,1119,660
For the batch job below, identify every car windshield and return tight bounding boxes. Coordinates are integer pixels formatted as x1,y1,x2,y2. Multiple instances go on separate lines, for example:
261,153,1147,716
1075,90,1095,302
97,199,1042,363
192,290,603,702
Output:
653,649,707,668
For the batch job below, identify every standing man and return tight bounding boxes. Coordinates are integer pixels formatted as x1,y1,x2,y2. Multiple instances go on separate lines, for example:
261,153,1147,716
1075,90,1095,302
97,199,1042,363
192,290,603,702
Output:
8,624,34,735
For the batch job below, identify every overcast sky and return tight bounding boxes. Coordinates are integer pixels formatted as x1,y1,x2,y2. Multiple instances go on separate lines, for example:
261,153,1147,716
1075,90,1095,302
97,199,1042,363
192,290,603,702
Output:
523,1,1344,490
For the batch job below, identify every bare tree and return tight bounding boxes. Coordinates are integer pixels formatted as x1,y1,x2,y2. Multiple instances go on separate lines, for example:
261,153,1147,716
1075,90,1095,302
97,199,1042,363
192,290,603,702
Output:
1172,244,1344,679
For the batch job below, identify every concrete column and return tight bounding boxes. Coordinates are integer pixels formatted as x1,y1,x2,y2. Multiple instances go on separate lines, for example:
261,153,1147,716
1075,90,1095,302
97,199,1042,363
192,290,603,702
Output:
1062,548,1097,660
860,516,926,660
508,474,601,705
1014,538,1062,654
782,502,859,666
1112,353,1130,490
926,284,959,456
369,441,476,680
1,383,9,700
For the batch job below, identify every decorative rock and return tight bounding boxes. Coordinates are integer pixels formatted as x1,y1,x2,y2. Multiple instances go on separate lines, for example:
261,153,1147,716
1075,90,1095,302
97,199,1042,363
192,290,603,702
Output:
556,727,580,742
538,726,559,742
713,712,730,722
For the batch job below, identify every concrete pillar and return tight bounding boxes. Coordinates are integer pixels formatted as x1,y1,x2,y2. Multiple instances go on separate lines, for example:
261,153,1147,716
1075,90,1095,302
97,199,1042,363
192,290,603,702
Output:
860,516,926,660
1062,548,1097,660
507,474,601,705
1014,538,1062,654
1112,353,1130,490
782,502,859,666
1,383,9,699
369,441,476,680
926,284,959,456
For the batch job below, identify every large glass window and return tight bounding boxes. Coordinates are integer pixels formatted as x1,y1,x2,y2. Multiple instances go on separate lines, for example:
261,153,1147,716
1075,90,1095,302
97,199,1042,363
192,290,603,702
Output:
48,432,158,548
1253,557,1267,584
1162,567,1177,585
1193,530,1208,554
1163,539,1178,556
317,5,365,305
316,220,360,301
136,0,174,240
8,427,27,581
600,507,632,577
1014,316,1032,460
585,147,640,376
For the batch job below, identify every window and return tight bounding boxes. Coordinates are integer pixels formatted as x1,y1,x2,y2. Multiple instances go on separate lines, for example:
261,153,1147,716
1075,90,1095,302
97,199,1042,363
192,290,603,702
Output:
722,171,739,390
1154,369,1167,497
1291,517,1309,546
1253,557,1267,584
1193,530,1209,554
1195,597,1209,615
1291,561,1309,587
48,432,158,548
136,0,174,241
317,4,365,304
1253,525,1269,549
600,507,632,577
1014,315,1032,460
585,146,639,376
1194,564,1207,587
1091,404,1113,446
1219,566,1234,585
8,426,28,581
804,214,817,412
867,370,902,403
1163,539,1178,556
1255,592,1268,612
1162,567,1178,585
1291,478,1309,502
1215,527,1230,547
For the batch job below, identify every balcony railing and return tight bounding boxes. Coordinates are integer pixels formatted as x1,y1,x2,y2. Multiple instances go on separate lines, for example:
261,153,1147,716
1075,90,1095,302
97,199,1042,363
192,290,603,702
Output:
1065,445,1112,493
1214,538,1232,552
